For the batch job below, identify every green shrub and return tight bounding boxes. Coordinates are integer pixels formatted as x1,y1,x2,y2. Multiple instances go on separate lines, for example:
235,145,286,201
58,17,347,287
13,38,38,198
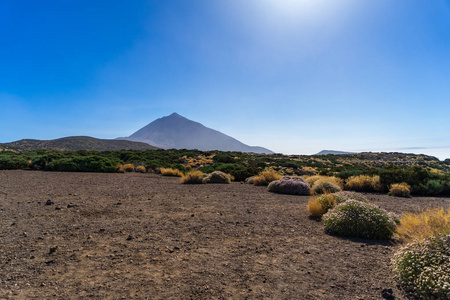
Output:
0,155,30,170
46,156,118,173
203,171,231,184
425,179,444,195
392,234,450,299
322,200,397,240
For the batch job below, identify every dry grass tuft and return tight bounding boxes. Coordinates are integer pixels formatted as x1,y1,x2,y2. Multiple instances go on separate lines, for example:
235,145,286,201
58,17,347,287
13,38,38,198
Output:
116,164,125,173
397,207,450,242
135,165,146,173
160,168,183,177
253,169,282,186
307,195,332,217
123,164,135,172
345,175,382,192
389,182,411,197
180,170,205,184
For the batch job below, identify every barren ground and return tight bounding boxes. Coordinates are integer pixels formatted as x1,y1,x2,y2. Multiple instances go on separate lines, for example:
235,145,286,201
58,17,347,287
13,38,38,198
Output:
1,170,449,299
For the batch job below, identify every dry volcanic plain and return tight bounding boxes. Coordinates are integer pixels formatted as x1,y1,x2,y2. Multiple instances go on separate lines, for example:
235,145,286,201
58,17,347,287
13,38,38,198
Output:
1,170,449,299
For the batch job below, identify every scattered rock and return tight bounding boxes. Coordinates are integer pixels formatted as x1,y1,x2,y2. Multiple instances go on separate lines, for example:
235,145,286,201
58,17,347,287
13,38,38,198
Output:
381,288,395,299
304,250,310,254
126,235,133,241
49,246,58,254
67,204,78,208
45,199,54,206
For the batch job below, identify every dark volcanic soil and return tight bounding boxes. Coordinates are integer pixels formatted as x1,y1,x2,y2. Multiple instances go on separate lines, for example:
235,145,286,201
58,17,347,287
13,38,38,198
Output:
0,170,449,299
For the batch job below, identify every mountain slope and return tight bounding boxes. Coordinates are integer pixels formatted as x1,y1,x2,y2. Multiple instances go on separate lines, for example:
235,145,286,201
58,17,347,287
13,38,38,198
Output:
0,136,158,152
118,113,273,154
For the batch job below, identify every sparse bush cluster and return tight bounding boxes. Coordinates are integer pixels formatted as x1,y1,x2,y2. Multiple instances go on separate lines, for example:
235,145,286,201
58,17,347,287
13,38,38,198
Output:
392,234,450,299
268,176,310,195
322,200,397,240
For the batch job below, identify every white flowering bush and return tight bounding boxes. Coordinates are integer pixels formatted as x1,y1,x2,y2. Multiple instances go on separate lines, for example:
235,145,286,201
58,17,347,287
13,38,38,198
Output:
268,176,310,195
322,200,397,240
392,234,450,299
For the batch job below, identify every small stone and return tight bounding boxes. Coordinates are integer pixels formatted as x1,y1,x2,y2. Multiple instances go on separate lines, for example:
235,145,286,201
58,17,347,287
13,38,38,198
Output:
49,246,58,254
126,235,133,241
304,250,310,254
99,228,106,232
22,232,28,237
45,199,54,206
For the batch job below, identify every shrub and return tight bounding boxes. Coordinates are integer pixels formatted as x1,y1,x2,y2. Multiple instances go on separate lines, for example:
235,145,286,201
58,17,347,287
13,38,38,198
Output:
397,207,450,242
253,169,282,186
424,179,444,195
268,176,310,195
392,234,450,299
123,164,135,172
322,200,397,239
0,155,30,170
389,182,411,197
307,193,335,217
245,176,255,184
46,156,118,173
116,164,125,173
203,171,231,184
135,165,146,173
307,191,368,217
311,181,342,195
180,170,205,184
160,168,183,177
304,175,344,189
345,175,382,192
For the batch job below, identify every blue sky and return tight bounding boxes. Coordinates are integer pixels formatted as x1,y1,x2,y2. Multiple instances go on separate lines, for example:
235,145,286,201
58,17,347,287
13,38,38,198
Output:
1,0,449,159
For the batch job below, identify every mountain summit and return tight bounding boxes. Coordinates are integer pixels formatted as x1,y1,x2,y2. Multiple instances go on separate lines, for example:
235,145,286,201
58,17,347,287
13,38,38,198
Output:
118,113,273,154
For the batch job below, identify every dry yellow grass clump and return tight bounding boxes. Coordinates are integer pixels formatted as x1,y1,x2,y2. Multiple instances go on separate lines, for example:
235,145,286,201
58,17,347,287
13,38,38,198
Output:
135,165,146,173
180,170,205,184
304,175,344,189
253,169,282,186
307,193,336,217
115,164,125,173
389,182,411,197
123,164,135,172
345,175,382,192
160,168,183,177
397,207,450,242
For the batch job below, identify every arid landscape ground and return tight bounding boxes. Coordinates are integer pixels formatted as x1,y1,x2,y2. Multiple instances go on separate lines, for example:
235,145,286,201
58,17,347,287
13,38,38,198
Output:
1,170,449,299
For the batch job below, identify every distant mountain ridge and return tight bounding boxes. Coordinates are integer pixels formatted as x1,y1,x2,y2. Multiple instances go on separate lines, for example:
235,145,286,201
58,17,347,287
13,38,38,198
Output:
117,113,273,154
315,150,355,155
0,136,158,152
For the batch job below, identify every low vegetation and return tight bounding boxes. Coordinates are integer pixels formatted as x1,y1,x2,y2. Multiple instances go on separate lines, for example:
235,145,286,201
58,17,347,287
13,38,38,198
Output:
345,175,383,192
396,207,450,242
267,176,310,195
322,200,397,240
180,170,205,184
123,164,135,172
307,191,369,218
311,181,342,195
392,234,450,299
388,182,411,197
160,168,183,177
136,165,146,173
203,171,231,184
253,169,282,186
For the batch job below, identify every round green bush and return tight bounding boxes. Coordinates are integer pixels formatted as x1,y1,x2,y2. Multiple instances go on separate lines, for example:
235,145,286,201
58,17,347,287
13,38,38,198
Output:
203,171,231,184
392,234,450,299
268,176,310,195
312,182,342,194
322,200,397,240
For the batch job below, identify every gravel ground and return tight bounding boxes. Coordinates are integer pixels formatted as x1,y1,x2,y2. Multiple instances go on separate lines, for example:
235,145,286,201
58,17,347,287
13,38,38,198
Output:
0,170,449,299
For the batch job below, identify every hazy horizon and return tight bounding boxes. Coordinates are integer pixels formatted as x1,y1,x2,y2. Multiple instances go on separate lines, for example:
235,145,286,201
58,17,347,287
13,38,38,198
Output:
1,1,449,160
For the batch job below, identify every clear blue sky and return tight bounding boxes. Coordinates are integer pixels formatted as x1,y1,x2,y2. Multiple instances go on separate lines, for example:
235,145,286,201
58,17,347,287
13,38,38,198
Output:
1,0,449,159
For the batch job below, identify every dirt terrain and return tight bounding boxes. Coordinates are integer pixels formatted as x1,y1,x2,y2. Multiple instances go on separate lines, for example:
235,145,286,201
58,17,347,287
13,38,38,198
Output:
1,170,449,299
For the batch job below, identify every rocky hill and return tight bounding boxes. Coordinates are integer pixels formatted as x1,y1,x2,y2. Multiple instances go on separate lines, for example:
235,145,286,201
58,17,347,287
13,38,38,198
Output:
0,136,158,152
